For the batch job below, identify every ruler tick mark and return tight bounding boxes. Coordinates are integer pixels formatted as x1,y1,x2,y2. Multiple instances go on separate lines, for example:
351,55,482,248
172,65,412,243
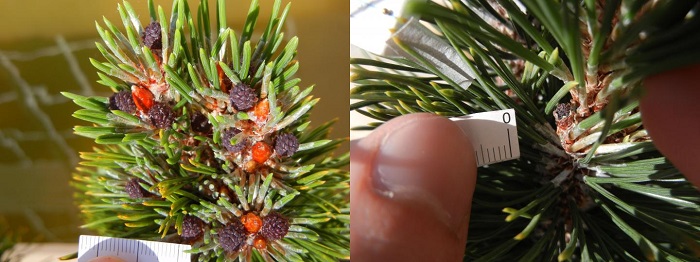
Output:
448,109,520,167
507,129,513,158
487,147,491,162
474,150,478,165
480,144,485,164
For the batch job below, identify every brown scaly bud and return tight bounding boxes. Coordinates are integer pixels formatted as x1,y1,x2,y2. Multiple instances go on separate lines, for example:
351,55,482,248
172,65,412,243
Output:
217,220,246,254
554,103,572,122
142,21,162,50
229,83,257,111
274,133,299,158
260,212,290,241
190,112,212,134
181,215,204,240
108,90,137,113
148,103,175,129
125,178,150,199
221,128,247,153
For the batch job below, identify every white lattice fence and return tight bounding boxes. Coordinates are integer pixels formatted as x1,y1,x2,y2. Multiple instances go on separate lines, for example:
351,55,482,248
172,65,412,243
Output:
0,37,105,242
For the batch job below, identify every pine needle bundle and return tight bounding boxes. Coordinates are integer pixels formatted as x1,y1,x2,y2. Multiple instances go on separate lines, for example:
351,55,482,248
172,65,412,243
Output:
351,0,700,261
63,0,349,261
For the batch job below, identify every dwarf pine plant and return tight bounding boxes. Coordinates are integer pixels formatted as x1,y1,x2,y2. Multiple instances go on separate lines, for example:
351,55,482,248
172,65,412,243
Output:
63,0,349,261
351,1,700,261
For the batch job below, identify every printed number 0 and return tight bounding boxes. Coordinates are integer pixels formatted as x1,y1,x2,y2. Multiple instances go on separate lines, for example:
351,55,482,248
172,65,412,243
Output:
503,112,511,123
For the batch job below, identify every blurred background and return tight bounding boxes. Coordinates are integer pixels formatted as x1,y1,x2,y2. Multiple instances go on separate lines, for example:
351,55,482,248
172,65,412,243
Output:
0,0,348,246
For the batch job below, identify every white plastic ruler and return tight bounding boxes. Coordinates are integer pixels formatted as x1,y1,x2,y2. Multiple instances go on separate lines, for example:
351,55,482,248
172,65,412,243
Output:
451,109,520,166
77,235,191,262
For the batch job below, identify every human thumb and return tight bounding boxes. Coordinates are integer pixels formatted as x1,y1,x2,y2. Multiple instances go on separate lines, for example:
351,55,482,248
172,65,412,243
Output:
350,113,477,261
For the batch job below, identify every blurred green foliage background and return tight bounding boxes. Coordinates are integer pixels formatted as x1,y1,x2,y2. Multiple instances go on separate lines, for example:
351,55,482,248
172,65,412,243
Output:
0,0,348,243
